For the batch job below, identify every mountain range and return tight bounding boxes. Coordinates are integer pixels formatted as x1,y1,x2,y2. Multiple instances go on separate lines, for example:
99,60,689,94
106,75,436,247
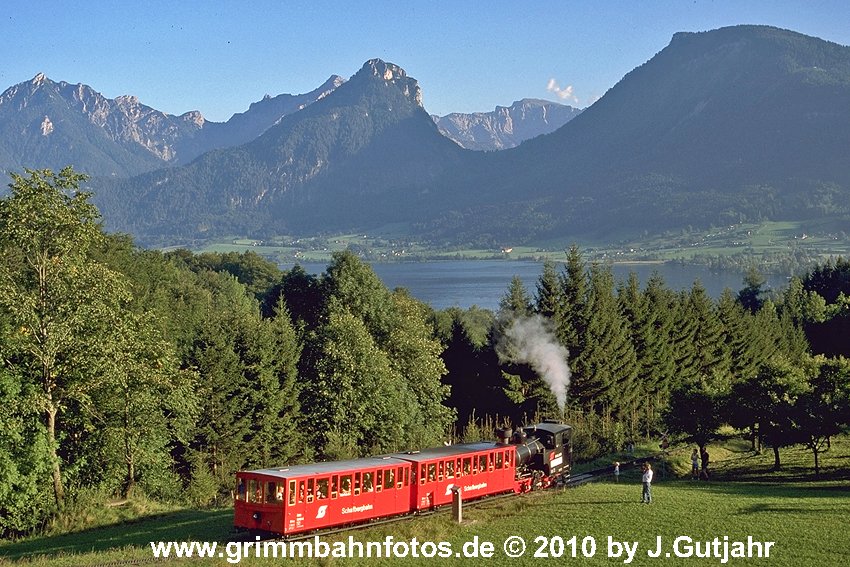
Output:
0,73,344,177
0,72,570,178
432,99,581,151
3,25,850,246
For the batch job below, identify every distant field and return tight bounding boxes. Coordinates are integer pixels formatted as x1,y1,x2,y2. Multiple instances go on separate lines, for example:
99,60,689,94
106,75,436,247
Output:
186,220,850,270
3,435,848,566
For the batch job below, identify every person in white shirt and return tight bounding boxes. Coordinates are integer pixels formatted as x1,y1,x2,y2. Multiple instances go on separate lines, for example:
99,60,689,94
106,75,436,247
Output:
641,462,653,504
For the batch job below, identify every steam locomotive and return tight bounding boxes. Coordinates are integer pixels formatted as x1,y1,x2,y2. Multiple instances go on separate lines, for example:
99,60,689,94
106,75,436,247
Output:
234,420,571,536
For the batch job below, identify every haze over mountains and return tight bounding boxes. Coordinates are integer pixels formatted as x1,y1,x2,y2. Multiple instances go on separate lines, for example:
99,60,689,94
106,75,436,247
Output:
3,25,850,246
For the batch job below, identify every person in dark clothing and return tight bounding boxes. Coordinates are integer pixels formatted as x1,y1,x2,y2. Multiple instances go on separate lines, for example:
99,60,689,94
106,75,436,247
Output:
700,447,710,480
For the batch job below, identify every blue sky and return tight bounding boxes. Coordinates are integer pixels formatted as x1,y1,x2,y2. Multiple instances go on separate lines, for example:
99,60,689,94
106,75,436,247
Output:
2,1,848,122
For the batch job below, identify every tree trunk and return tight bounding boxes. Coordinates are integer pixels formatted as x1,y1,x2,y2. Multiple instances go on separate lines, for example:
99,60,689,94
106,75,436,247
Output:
813,447,820,477
772,445,781,471
47,405,65,506
125,459,135,498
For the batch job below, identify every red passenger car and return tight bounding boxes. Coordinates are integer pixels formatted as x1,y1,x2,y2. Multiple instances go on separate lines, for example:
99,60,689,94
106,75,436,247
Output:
391,443,518,511
235,456,413,535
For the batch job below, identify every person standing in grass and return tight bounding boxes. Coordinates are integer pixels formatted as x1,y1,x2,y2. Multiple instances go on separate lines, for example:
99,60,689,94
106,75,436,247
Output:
691,448,700,479
641,462,653,504
700,447,710,480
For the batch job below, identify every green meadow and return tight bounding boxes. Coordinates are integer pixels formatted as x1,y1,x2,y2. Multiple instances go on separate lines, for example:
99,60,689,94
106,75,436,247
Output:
2,435,848,566
185,219,850,269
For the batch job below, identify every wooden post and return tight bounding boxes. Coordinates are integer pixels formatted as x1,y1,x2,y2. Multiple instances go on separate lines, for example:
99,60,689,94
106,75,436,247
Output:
451,486,462,523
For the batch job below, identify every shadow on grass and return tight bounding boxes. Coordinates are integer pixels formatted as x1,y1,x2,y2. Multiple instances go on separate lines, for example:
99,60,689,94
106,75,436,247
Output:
0,508,234,562
674,479,850,512
731,501,847,516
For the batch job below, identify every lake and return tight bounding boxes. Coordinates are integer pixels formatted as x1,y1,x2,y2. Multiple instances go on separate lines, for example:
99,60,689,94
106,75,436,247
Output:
284,260,786,311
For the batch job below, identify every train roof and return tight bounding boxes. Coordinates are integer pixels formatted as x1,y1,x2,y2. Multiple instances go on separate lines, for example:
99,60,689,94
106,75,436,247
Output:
524,421,572,436
386,442,505,463
244,456,412,479
240,442,506,479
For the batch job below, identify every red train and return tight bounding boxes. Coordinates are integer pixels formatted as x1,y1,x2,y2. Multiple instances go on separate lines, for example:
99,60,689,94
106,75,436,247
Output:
234,421,572,536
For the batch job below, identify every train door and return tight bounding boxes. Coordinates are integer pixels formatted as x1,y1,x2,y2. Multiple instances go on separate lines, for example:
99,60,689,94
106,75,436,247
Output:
284,477,308,534
417,461,438,508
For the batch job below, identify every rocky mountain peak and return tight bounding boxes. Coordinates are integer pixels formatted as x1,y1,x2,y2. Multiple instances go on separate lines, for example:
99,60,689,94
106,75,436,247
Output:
356,59,422,107
362,58,407,81
432,98,582,151
32,72,48,86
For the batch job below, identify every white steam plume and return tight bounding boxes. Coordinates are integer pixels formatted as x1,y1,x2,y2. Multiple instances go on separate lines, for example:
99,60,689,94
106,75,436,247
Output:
497,314,571,411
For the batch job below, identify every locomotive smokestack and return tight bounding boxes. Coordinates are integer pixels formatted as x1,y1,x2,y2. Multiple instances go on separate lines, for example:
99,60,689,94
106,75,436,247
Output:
495,428,512,445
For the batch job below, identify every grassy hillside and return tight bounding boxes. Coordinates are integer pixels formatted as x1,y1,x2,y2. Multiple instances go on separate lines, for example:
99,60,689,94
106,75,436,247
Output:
3,436,848,566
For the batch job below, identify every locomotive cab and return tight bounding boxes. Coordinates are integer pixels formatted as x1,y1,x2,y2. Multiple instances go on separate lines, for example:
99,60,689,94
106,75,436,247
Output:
521,421,572,478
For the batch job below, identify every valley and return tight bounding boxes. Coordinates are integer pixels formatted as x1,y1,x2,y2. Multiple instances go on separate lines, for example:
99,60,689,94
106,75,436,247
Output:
190,220,848,277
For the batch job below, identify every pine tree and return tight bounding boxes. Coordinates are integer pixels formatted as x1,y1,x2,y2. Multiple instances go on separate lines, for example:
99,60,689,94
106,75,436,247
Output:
718,289,761,383
688,282,731,390
535,259,565,321
669,289,699,389
738,266,767,313
618,272,676,437
499,275,533,317
639,272,678,428
573,264,639,418
558,245,588,354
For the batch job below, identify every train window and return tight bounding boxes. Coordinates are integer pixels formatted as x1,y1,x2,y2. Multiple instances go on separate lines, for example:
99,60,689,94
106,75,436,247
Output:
363,472,374,493
317,478,328,500
288,480,296,505
298,480,305,504
479,455,488,473
331,476,338,499
456,458,462,477
446,460,455,479
496,452,504,469
266,481,281,503
307,479,314,503
427,463,436,482
438,461,444,481
462,458,471,476
236,478,246,501
340,475,352,497
376,470,383,492
354,473,361,496
420,464,426,485
248,479,261,503
471,457,478,475
384,468,395,490
397,466,404,489
404,466,410,487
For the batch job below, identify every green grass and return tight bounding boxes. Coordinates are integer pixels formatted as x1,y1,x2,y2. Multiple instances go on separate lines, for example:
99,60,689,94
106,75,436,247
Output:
3,436,849,566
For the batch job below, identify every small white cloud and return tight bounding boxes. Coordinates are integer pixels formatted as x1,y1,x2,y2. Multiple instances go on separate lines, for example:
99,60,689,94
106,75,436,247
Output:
546,78,579,104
